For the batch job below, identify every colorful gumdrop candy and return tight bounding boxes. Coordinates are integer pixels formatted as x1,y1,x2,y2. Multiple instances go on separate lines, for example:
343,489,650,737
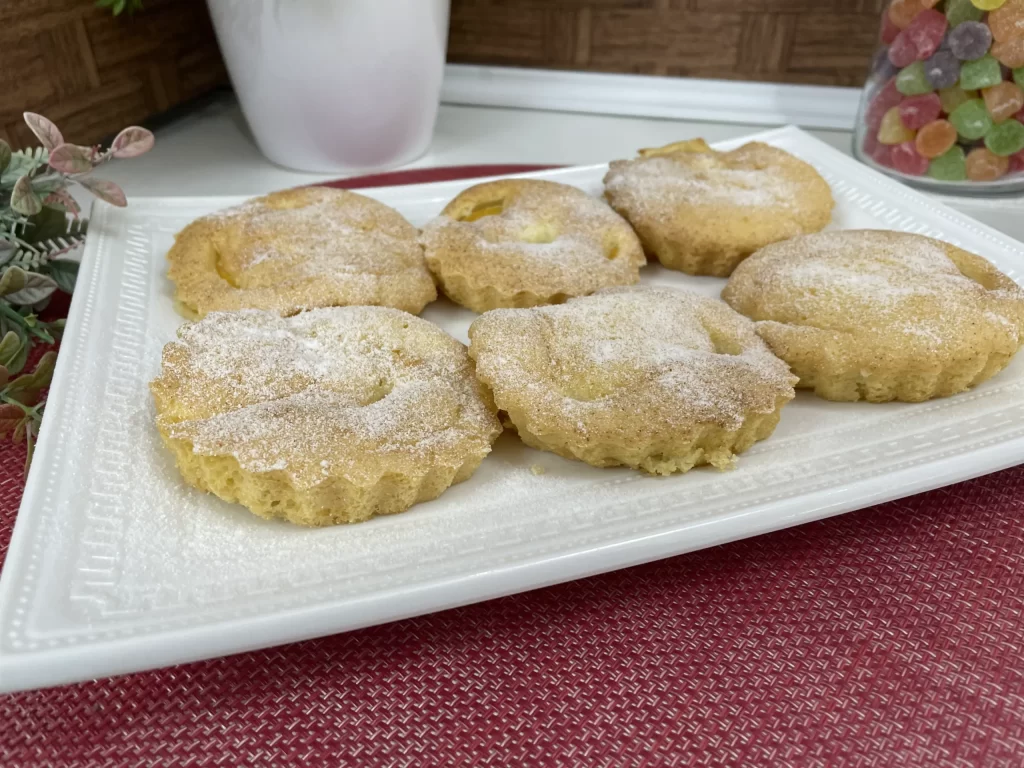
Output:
949,22,993,61
947,0,986,25
966,146,1011,179
889,8,948,68
928,146,969,179
896,61,934,94
892,34,925,69
881,12,902,44
900,93,943,128
871,48,901,82
985,118,1024,153
983,81,1024,120
864,132,896,167
992,37,1024,66
915,119,959,156
861,0,1024,184
867,79,904,128
939,85,979,112
891,141,930,174
950,98,995,138
879,106,917,143
889,31,921,67
960,55,1003,89
988,0,1024,42
905,9,948,59
890,0,927,28
924,50,961,88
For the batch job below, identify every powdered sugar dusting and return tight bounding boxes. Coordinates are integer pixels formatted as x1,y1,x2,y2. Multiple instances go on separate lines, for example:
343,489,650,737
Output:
152,307,500,490
474,234,606,267
605,156,797,210
472,286,796,432
421,180,643,283
208,187,422,280
726,230,1024,350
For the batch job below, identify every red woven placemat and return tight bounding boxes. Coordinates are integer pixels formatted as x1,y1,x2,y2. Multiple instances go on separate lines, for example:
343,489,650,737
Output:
3,167,1024,767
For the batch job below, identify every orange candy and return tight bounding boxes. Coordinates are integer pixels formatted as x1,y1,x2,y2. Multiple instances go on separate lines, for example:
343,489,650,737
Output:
914,120,958,158
966,147,1011,180
983,81,1024,122
989,0,1024,43
889,0,939,28
992,37,1024,67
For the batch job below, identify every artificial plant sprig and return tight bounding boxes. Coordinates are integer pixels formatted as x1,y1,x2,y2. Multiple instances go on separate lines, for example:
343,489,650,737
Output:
0,112,153,470
0,348,58,473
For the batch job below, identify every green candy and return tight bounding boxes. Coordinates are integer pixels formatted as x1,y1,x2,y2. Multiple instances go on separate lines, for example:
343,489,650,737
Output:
950,99,994,140
928,146,968,181
896,62,933,96
985,119,1024,156
939,85,976,114
946,0,985,27
959,56,1002,91
1014,68,1024,90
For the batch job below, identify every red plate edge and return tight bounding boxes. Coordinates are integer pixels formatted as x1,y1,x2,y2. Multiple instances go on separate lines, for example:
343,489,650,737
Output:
316,164,562,190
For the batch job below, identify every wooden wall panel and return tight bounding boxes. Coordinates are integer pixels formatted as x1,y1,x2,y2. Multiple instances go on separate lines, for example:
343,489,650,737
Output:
1,0,882,151
0,0,226,149
589,11,745,76
448,0,884,86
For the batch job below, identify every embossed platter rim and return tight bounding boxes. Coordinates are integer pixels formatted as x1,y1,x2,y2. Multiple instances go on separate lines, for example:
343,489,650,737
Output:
1,126,1023,693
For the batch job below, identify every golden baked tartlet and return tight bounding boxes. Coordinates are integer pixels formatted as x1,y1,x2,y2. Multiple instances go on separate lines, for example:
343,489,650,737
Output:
722,230,1024,403
151,307,502,526
167,187,437,318
603,139,834,277
468,286,797,475
421,178,645,313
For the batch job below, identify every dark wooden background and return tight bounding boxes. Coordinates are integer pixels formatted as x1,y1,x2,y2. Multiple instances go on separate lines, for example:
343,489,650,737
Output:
0,0,884,149
449,0,886,85
0,0,225,149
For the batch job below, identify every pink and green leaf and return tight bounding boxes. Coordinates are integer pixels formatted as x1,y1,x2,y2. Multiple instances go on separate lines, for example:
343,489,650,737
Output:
47,143,93,175
22,113,63,152
11,176,43,216
0,404,24,438
110,126,154,158
76,176,127,207
42,189,82,216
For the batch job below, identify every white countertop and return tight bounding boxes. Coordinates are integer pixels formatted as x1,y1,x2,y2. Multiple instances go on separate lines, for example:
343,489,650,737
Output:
98,93,1024,242
101,96,854,196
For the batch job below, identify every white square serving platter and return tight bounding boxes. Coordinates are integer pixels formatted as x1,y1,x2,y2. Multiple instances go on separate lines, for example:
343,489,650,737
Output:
2,126,1024,693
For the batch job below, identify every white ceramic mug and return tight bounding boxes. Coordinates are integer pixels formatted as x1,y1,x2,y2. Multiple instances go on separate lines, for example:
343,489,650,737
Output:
207,0,451,173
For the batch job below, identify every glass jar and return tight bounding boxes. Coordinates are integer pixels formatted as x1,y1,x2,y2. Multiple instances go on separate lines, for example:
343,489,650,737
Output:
853,0,1024,194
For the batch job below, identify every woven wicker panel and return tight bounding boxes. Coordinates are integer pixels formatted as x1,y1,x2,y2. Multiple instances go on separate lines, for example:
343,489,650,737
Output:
448,0,884,86
2,1,880,154
0,0,227,150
